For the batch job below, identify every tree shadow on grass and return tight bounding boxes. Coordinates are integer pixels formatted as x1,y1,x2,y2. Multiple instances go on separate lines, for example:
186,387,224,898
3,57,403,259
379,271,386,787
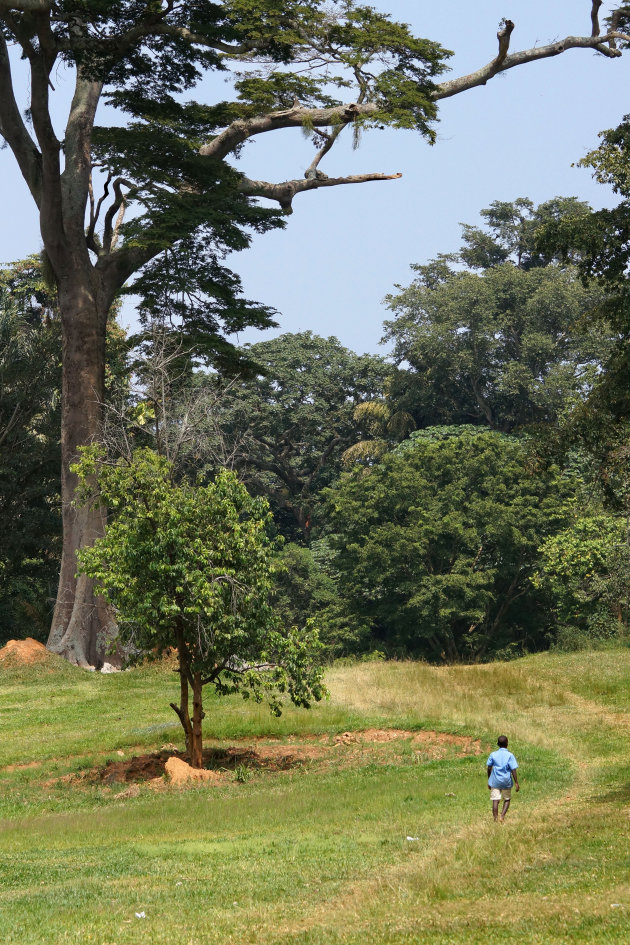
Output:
590,781,630,804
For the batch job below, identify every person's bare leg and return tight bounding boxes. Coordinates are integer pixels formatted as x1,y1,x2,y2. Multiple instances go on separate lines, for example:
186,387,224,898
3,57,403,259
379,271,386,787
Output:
492,800,500,821
499,798,510,822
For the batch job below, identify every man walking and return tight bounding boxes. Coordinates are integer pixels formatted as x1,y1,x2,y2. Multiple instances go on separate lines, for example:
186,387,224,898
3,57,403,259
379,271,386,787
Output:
486,735,519,823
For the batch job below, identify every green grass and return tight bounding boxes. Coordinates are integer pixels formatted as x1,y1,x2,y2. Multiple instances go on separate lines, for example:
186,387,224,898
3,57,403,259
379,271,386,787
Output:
0,648,628,944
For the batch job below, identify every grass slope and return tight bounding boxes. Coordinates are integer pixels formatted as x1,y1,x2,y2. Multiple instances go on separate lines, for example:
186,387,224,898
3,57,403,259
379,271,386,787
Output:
0,650,628,944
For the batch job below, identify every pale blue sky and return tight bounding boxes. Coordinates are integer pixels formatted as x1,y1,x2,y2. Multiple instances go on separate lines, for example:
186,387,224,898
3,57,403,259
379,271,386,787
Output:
1,1,628,354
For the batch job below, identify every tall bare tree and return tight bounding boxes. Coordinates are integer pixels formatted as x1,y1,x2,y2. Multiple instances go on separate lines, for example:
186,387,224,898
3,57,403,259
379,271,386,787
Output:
0,1,627,666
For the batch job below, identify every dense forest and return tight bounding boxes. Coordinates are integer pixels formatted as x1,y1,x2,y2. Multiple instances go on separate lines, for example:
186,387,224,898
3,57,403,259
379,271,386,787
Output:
2,192,628,661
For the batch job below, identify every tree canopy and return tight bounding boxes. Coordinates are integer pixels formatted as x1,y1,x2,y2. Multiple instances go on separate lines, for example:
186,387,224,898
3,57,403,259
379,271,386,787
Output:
325,426,576,661
0,258,60,642
534,511,630,645
219,331,389,541
383,199,614,434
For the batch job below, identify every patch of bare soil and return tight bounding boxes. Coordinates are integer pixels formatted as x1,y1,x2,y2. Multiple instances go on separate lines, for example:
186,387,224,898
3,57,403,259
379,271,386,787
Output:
96,741,316,787
100,750,174,784
89,729,480,790
4,760,41,773
0,638,51,666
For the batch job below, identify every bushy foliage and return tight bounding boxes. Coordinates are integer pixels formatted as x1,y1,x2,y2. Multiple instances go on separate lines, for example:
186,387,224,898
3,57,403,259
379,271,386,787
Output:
534,511,630,648
273,541,370,658
537,127,630,425
325,426,576,661
0,259,61,643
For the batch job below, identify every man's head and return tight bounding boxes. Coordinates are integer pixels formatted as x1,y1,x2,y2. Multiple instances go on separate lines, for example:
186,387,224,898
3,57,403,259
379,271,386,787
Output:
497,735,508,748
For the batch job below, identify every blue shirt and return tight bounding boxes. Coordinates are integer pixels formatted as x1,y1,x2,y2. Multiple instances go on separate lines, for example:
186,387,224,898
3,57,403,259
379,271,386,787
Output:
486,748,518,789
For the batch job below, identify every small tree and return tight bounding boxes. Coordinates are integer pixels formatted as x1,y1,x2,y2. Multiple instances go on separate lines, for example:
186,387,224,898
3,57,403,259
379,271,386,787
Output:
75,446,325,767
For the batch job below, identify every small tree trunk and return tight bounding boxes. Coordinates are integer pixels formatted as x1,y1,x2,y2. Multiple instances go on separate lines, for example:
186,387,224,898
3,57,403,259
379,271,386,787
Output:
180,675,194,759
47,277,114,667
171,633,206,765
190,672,205,769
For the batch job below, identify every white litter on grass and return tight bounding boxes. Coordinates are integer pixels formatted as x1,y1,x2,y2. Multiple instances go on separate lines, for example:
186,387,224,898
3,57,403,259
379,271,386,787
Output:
135,912,146,919
610,904,623,908
101,662,119,674
406,836,419,842
176,882,183,887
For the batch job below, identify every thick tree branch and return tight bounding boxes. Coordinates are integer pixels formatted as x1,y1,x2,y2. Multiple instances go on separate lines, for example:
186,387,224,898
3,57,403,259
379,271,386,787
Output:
200,103,378,161
33,5,59,62
62,71,103,235
304,435,343,493
239,170,402,211
199,17,630,162
29,62,65,262
149,22,258,56
96,238,164,299
199,13,630,206
28,60,59,152
434,26,628,101
0,33,42,205
2,10,66,257
496,19,515,62
7,9,61,166
102,178,133,254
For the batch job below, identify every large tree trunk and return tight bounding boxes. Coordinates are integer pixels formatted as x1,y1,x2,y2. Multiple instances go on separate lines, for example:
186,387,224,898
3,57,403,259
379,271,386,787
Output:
46,277,114,668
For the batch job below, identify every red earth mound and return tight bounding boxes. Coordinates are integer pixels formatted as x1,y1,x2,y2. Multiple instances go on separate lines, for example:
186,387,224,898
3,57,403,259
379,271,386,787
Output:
0,638,50,665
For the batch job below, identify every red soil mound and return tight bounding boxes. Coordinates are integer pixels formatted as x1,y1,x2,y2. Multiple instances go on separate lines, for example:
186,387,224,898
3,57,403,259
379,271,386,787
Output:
0,637,50,665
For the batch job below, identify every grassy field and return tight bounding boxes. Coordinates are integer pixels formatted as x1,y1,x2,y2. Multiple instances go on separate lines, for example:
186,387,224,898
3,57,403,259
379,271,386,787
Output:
0,648,628,944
